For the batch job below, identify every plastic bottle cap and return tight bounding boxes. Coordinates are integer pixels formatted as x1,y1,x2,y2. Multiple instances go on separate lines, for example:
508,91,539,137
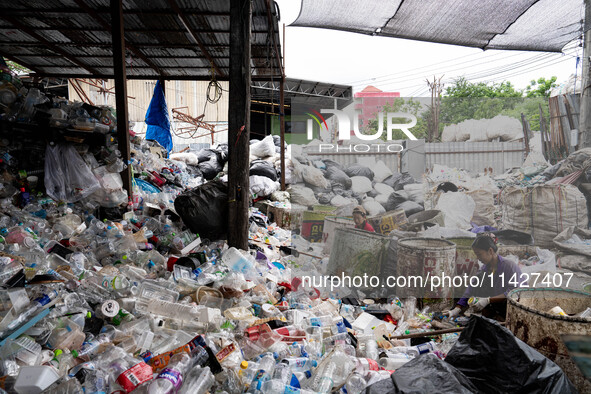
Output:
54,349,63,357
240,361,248,369
71,350,78,358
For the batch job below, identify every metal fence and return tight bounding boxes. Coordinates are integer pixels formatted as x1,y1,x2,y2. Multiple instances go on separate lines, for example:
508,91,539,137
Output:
300,141,525,176
303,145,400,173
425,141,525,175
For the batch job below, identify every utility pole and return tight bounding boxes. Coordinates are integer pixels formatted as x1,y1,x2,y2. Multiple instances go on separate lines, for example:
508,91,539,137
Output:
228,0,251,249
579,0,591,148
426,76,444,142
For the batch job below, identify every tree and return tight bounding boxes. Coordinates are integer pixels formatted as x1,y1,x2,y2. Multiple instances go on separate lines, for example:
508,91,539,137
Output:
525,76,557,97
440,77,523,125
365,97,428,141
3,59,30,75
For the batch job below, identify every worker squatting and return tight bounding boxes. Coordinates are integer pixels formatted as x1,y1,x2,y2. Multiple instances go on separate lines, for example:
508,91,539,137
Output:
302,272,574,293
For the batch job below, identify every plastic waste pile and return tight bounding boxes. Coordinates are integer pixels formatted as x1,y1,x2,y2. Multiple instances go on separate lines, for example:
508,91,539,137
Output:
0,189,465,393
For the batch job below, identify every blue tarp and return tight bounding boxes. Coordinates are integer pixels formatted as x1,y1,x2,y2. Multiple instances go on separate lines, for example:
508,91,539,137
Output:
145,80,173,154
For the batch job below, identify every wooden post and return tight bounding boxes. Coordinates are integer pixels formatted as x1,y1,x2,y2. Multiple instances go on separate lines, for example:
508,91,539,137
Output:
280,75,286,190
579,0,591,148
228,0,251,250
110,0,132,196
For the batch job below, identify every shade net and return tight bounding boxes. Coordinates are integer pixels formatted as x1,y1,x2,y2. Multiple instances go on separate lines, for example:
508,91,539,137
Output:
291,0,584,52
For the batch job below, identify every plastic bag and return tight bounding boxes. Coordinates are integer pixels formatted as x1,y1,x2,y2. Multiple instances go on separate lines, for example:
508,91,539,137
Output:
445,315,576,393
249,160,278,181
366,354,478,394
198,156,223,180
249,175,279,197
44,144,101,203
436,192,475,229
174,180,228,240
288,185,318,206
394,173,417,191
169,152,199,165
385,192,408,211
302,165,331,189
373,160,393,183
382,173,403,189
363,200,385,216
374,183,394,195
351,176,373,194
403,184,423,204
325,166,352,189
519,248,556,274
250,135,276,158
345,164,374,180
397,201,423,216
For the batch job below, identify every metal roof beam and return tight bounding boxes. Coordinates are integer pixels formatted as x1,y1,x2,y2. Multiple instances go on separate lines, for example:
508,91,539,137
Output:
0,52,44,74
23,73,282,81
165,0,224,78
0,8,271,17
0,15,99,75
0,42,273,48
72,0,166,77
0,26,270,34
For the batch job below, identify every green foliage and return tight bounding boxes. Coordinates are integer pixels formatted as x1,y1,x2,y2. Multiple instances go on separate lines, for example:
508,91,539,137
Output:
441,77,523,125
525,76,557,98
365,97,428,140
440,76,551,132
4,59,30,75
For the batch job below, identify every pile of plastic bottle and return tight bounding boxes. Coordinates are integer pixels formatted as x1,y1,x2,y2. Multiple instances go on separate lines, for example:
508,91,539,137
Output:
0,182,462,394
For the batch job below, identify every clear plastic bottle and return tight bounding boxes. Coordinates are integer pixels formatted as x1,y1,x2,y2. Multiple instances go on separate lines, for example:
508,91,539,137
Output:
281,357,318,372
77,326,117,359
178,366,215,394
147,352,191,394
247,354,276,393
312,361,336,394
345,372,367,394
1,290,59,337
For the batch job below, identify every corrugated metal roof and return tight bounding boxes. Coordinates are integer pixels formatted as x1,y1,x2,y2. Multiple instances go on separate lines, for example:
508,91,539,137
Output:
0,0,282,80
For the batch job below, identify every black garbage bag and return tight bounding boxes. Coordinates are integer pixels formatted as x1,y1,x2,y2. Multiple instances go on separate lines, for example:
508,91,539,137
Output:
395,173,417,191
365,354,477,394
367,189,379,198
198,156,223,180
445,315,576,394
322,159,344,171
174,180,228,240
325,166,352,189
385,192,408,211
196,149,217,163
249,160,278,181
382,173,403,189
396,201,423,216
305,182,332,195
317,192,335,205
345,164,374,180
492,229,534,245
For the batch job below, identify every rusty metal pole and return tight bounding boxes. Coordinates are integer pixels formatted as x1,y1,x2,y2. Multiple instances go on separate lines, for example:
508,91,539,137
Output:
110,0,132,196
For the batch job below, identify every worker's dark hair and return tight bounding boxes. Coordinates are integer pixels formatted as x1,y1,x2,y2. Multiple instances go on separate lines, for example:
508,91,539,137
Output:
471,233,498,252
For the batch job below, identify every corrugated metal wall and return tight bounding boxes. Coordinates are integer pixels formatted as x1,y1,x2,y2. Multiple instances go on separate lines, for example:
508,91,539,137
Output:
299,141,524,176
425,141,525,175
68,79,229,149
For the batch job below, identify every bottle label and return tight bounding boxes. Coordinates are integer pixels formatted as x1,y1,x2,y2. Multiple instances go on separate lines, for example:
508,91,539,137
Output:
366,358,380,371
215,343,236,363
158,368,183,391
116,362,153,393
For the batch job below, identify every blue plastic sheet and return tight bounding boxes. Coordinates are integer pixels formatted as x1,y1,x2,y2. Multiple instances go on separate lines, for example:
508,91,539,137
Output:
145,80,173,154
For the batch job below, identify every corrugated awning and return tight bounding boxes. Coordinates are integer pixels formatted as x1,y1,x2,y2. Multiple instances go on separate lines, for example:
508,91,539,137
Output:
0,0,282,80
291,0,584,52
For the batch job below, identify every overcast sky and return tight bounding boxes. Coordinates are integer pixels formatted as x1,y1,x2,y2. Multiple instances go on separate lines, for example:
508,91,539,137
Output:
275,0,581,96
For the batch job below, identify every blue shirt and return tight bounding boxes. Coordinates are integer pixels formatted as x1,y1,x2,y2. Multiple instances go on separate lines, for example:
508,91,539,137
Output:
458,254,523,307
